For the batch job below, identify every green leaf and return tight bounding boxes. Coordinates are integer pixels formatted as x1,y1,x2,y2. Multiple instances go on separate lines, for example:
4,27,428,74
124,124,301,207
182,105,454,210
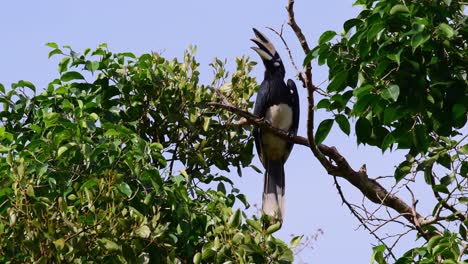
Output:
335,114,350,135
316,99,331,109
246,219,262,232
58,57,71,73
57,145,69,158
203,117,211,131
386,49,403,65
26,185,35,198
315,119,334,145
290,235,303,248
0,83,4,93
61,71,85,82
53,238,65,250
412,125,429,153
460,161,468,176
353,94,375,115
411,33,431,52
14,80,36,93
193,252,201,264
85,61,100,72
228,209,241,228
117,182,132,198
381,132,396,152
381,85,400,102
48,49,63,58
98,238,120,251
135,225,151,238
370,244,387,264
303,48,316,66
353,84,373,98
356,118,372,144
265,221,281,235
344,18,362,33
328,70,348,92
389,4,409,15
452,104,465,120
319,30,337,44
437,23,455,38
45,42,59,49
201,244,215,260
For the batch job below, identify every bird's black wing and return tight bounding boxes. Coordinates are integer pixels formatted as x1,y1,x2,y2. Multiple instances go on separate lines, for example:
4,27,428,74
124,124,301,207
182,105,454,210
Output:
287,79,299,135
282,79,299,162
253,80,269,165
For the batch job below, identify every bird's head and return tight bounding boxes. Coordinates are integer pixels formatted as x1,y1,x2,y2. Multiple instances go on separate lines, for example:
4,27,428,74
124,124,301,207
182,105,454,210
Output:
250,28,285,78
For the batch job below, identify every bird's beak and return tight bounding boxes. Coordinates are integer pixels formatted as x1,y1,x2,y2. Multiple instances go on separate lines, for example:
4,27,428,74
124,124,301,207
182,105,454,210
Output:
250,28,276,61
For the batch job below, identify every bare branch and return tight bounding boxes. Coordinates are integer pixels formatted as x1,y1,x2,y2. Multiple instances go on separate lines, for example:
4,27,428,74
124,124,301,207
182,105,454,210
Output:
333,176,397,260
286,0,334,176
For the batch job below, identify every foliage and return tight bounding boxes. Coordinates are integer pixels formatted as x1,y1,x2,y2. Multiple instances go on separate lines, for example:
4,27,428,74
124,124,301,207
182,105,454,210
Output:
0,44,296,263
307,0,467,262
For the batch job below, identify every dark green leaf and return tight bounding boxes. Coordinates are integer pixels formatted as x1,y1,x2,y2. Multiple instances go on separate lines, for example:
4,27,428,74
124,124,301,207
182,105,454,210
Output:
48,49,63,58
335,114,350,135
452,104,465,120
315,119,334,145
316,99,331,109
319,30,337,44
395,161,411,182
328,70,348,92
304,46,320,65
61,71,85,82
356,117,372,144
353,94,375,115
58,57,71,73
353,84,373,98
412,125,429,153
411,33,431,51
344,18,362,33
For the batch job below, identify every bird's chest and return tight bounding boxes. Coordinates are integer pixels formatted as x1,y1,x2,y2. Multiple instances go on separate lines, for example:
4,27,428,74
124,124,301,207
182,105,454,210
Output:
261,103,293,160
265,103,293,130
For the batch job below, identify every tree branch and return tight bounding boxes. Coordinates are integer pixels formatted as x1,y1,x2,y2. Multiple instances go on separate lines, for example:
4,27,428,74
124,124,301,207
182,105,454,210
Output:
285,0,335,176
208,101,432,240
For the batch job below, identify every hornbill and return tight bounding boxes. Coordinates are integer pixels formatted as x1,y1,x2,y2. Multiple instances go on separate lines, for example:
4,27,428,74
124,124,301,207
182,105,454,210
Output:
250,28,300,221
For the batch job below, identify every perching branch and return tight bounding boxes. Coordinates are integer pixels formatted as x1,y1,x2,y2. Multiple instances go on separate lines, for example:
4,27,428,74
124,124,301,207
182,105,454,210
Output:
208,101,431,237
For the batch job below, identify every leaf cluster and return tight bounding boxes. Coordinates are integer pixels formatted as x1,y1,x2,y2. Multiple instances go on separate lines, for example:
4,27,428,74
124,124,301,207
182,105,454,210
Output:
0,44,295,263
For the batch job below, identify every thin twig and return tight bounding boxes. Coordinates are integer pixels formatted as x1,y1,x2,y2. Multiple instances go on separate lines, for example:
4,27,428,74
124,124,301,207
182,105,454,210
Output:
333,176,397,260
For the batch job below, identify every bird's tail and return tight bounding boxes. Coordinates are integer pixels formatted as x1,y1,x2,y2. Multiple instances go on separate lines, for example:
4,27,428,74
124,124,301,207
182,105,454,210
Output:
262,159,285,221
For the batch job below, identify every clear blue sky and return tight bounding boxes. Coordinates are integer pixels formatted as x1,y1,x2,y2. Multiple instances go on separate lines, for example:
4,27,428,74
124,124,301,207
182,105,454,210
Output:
1,1,436,262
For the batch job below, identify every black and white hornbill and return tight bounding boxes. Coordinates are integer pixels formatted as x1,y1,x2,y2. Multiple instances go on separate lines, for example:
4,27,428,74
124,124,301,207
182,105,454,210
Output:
250,28,300,221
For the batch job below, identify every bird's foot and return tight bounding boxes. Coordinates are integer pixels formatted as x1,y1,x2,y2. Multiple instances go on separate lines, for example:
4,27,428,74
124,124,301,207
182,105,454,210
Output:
287,131,295,142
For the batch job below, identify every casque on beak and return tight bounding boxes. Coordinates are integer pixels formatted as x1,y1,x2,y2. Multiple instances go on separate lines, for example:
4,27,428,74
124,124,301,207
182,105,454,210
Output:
250,28,277,61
